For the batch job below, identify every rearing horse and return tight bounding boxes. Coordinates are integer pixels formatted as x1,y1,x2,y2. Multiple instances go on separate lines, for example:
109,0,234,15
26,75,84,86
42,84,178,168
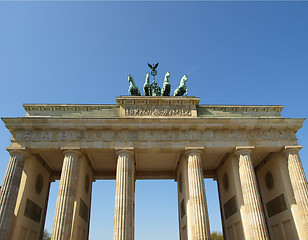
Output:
128,75,141,96
173,74,188,96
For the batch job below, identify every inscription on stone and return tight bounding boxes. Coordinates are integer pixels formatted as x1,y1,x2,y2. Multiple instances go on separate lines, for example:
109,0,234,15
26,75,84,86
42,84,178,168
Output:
124,105,192,116
79,198,89,223
266,194,287,217
224,195,238,219
24,199,42,223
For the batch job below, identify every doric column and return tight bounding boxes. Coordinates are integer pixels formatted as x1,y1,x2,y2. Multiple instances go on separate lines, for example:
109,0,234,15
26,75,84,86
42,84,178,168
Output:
185,148,211,240
283,146,308,233
235,146,269,240
113,148,135,240
0,149,26,240
51,150,80,240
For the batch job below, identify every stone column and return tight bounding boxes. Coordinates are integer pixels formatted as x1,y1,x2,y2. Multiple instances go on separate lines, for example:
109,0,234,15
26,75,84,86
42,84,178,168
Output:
51,150,80,240
235,146,269,240
0,149,26,240
283,146,308,233
185,148,211,240
113,149,135,240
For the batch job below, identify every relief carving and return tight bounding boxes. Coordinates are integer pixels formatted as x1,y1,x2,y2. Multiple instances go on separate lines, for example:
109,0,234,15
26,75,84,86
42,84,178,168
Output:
58,131,70,140
146,131,155,140
76,131,86,140
23,131,33,140
124,105,192,116
41,131,52,140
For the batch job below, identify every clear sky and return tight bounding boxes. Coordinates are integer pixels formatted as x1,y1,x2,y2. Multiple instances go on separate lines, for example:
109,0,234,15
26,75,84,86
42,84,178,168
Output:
0,1,308,239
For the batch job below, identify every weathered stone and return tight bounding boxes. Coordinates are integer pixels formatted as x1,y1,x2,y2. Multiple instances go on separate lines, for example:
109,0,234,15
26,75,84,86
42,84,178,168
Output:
113,149,135,240
51,150,80,240
236,147,269,240
284,146,308,236
0,150,26,240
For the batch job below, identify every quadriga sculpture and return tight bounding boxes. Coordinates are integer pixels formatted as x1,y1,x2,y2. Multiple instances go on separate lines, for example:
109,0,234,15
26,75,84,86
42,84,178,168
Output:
143,73,152,96
173,74,188,96
161,72,171,96
128,75,141,96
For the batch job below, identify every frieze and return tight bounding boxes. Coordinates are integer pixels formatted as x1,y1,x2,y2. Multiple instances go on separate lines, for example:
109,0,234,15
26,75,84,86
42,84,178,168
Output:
124,105,192,117
15,128,296,142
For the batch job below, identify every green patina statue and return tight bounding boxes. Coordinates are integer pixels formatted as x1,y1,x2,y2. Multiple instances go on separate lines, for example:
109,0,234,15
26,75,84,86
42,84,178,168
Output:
128,66,188,96
143,73,152,96
128,75,141,96
161,72,171,96
151,81,161,96
173,74,188,96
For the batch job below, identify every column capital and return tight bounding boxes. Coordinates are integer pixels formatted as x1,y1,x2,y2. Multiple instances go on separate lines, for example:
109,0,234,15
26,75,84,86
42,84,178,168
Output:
234,146,255,156
61,147,81,157
185,147,204,156
283,145,302,155
6,147,27,157
115,147,134,157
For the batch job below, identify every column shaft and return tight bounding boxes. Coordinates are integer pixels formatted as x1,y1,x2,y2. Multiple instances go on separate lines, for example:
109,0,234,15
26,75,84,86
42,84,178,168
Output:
186,151,211,240
51,150,80,240
284,146,308,233
0,150,26,240
113,150,135,240
237,148,269,240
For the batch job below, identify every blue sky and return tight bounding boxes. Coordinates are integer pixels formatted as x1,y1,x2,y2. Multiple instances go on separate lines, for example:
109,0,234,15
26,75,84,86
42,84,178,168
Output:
0,2,308,239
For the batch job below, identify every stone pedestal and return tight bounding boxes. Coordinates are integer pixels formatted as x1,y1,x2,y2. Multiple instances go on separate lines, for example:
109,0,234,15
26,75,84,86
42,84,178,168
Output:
113,149,135,240
236,146,269,240
0,150,26,240
186,148,211,240
51,150,80,240
284,146,308,234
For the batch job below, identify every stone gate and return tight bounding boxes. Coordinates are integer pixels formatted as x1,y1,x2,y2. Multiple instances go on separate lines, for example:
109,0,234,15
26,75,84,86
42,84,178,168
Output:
0,96,307,240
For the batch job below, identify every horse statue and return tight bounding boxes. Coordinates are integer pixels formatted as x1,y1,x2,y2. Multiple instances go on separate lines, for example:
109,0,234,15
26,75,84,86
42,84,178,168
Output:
143,73,152,96
161,72,171,96
173,74,188,96
128,75,141,96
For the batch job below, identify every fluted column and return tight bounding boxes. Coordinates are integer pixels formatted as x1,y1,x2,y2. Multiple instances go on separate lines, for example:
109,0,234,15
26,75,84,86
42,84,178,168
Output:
0,149,26,240
186,148,211,240
283,146,308,233
51,150,80,240
113,149,135,240
236,146,269,240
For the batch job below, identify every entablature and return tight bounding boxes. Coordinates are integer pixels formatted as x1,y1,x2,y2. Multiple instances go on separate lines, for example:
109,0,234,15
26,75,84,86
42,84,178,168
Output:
2,117,303,152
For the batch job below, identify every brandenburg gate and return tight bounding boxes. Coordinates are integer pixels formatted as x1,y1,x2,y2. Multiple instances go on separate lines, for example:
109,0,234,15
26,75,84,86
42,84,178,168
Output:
0,96,307,240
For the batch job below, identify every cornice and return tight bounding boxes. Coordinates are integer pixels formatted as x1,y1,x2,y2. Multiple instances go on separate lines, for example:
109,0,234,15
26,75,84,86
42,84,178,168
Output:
23,104,283,113
2,117,305,132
